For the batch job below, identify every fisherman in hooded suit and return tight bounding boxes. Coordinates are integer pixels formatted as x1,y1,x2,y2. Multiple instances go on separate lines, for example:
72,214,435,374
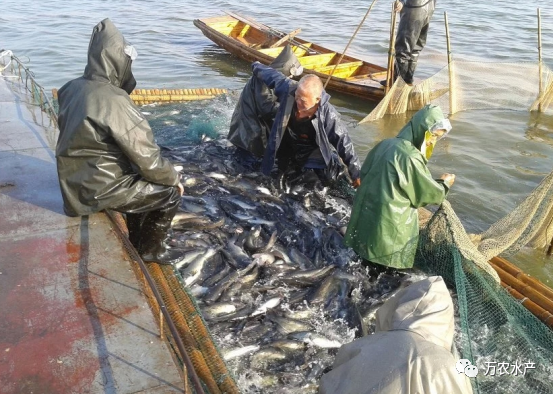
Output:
319,276,474,394
345,104,455,270
228,44,303,165
55,19,184,265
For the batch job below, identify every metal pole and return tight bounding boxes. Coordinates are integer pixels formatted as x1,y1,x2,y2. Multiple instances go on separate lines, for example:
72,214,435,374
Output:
445,12,456,114
537,8,543,112
323,0,378,89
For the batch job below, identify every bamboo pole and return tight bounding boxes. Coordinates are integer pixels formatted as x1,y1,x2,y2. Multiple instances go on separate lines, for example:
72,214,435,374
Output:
323,0,378,89
490,256,553,300
501,281,553,328
445,12,456,114
537,8,543,112
384,1,398,94
52,88,228,105
489,260,553,313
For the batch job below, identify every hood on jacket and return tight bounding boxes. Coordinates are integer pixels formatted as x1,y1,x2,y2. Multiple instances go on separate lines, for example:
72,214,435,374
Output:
396,104,446,150
83,18,137,94
375,276,455,350
270,44,303,77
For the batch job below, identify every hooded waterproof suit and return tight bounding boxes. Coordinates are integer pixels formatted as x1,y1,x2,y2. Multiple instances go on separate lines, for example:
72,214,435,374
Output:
318,276,474,394
344,105,449,269
55,19,181,259
395,0,436,84
228,45,302,158
251,62,361,182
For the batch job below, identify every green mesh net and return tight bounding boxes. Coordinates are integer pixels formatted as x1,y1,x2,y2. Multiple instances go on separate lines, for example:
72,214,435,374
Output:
415,174,553,394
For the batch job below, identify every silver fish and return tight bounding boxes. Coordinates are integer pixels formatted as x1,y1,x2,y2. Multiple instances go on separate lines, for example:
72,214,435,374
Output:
266,313,313,334
250,347,288,369
267,339,306,353
287,331,342,349
202,302,237,320
250,297,282,317
181,247,220,287
223,344,260,361
279,266,335,287
174,248,208,270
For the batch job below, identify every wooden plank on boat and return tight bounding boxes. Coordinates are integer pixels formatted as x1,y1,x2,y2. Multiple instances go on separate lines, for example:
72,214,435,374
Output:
270,28,302,48
315,61,364,78
298,53,337,68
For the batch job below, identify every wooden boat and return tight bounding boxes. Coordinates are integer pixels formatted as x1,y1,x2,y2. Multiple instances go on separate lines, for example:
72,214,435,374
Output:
193,12,388,102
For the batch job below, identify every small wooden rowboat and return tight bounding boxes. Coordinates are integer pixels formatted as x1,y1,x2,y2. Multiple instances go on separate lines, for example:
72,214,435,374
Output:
194,12,388,102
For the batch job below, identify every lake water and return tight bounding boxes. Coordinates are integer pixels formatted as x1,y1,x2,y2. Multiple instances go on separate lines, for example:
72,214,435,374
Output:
2,0,552,284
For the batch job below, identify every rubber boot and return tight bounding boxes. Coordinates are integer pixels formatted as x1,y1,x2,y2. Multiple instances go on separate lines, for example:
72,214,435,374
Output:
139,203,184,265
405,60,417,85
125,212,144,250
394,59,410,84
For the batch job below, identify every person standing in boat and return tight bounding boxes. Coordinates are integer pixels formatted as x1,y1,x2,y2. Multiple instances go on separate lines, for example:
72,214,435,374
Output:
394,0,436,85
228,44,303,169
55,18,185,265
344,104,455,270
251,61,361,190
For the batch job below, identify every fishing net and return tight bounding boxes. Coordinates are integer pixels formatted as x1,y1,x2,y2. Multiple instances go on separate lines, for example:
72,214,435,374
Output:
360,60,554,123
416,172,553,394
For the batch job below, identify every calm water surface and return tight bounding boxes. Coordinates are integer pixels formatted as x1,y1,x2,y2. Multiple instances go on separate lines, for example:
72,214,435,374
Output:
2,0,552,283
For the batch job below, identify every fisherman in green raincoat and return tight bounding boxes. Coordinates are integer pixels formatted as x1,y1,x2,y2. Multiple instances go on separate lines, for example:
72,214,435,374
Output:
344,104,455,269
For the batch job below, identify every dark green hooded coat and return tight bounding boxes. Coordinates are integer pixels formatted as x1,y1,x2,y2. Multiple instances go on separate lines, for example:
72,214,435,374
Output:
56,19,179,217
344,105,449,269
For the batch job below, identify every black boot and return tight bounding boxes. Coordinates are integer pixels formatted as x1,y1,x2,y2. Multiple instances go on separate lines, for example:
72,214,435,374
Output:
395,59,410,84
125,213,144,250
139,203,184,265
405,60,417,85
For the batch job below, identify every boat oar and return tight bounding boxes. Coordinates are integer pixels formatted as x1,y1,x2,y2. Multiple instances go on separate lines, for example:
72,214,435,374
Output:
323,0,379,89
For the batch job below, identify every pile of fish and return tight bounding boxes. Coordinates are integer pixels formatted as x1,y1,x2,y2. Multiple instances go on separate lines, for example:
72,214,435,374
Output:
162,139,423,394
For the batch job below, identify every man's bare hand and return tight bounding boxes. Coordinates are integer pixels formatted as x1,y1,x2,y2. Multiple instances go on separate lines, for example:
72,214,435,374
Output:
394,0,403,12
177,182,185,196
352,178,361,189
440,173,456,187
